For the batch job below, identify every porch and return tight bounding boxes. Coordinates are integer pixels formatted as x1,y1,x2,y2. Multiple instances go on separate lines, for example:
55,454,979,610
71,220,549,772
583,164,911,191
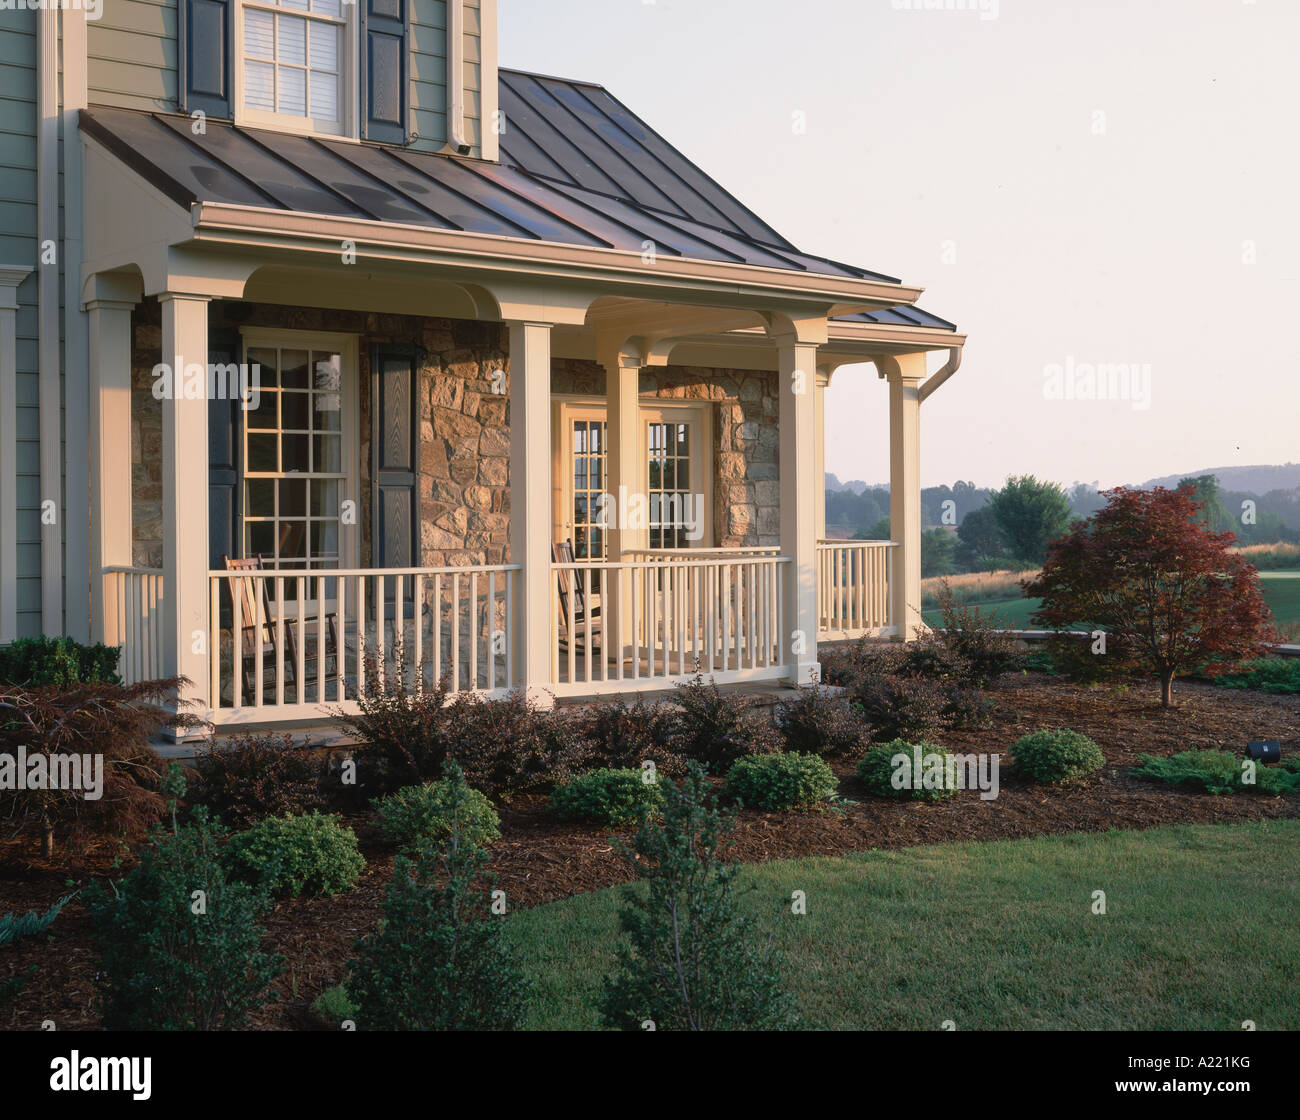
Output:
103,538,897,730
75,104,965,740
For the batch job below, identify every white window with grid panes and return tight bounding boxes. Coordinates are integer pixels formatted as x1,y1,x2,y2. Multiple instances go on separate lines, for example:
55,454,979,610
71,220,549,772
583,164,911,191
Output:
240,331,358,573
238,0,354,136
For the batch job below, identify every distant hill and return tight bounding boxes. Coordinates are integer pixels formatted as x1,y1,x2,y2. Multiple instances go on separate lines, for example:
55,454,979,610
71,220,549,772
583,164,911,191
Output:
1139,464,1300,493
825,473,876,494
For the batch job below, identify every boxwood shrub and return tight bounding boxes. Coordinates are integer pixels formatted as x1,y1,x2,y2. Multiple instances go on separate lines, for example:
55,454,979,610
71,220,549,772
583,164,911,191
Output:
0,635,121,687
724,752,837,811
550,767,662,826
224,811,365,897
1012,729,1105,784
375,779,500,852
856,739,957,801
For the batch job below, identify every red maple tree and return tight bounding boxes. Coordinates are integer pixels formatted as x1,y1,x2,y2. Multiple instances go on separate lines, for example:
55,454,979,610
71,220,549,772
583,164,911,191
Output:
1022,486,1278,707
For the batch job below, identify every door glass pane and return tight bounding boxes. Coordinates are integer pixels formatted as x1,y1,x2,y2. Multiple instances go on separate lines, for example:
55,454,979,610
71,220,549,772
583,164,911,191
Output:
569,418,607,560
647,418,696,550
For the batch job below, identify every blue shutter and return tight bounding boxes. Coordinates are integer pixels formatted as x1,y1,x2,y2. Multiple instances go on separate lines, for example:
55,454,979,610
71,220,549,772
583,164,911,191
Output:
182,0,234,118
209,332,242,627
361,0,409,144
371,344,418,568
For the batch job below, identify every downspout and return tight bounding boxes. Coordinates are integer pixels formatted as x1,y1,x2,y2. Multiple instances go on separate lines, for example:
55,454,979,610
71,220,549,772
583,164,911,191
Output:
37,8,62,635
918,345,963,404
447,0,471,154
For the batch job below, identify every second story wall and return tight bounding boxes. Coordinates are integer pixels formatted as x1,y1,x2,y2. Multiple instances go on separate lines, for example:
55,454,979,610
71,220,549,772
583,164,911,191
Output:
83,0,491,158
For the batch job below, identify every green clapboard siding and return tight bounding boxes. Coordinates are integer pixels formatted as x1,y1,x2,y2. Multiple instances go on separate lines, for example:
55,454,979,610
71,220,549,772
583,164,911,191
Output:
87,0,178,112
0,17,42,627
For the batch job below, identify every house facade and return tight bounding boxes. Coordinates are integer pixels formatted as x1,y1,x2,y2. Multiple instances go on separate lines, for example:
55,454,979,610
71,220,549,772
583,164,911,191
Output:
0,0,964,739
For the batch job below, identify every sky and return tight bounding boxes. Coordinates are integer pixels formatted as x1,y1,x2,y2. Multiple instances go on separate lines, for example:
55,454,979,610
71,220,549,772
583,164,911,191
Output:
499,0,1299,490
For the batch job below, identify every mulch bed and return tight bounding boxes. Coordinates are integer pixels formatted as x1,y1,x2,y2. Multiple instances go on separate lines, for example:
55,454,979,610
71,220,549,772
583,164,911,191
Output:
3,674,1298,1030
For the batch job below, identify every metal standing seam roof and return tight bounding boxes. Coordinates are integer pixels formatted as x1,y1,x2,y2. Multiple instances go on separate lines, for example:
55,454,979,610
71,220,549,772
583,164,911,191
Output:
78,67,956,331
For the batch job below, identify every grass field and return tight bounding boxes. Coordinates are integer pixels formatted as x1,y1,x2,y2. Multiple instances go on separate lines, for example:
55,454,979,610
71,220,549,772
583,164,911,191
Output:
506,821,1300,1031
922,569,1300,636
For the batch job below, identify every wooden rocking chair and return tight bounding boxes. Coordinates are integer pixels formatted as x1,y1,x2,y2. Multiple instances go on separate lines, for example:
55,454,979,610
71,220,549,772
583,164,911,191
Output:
553,540,602,654
222,555,340,697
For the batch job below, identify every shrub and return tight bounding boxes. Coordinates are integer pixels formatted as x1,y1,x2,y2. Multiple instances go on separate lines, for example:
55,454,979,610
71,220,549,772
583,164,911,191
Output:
1214,658,1300,695
724,752,837,811
1133,750,1300,796
601,763,796,1031
926,584,1026,685
376,778,500,851
819,638,902,688
336,665,454,787
856,739,958,801
224,811,365,897
309,983,358,1029
84,808,282,1030
1012,729,1105,784
0,635,121,687
672,675,779,774
551,768,662,826
0,679,185,860
850,673,985,743
190,734,326,828
570,696,685,776
0,893,75,948
350,772,529,1030
776,685,869,757
898,639,974,684
443,691,583,799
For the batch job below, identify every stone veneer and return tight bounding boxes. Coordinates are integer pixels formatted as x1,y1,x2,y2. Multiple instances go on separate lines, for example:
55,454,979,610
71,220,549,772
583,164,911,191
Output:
130,302,780,567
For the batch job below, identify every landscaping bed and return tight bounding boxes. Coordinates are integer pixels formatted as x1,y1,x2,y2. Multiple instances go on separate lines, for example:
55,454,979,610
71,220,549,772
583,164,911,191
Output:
4,672,1299,1031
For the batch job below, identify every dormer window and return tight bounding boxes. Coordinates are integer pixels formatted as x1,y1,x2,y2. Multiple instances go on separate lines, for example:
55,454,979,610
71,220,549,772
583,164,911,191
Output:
238,0,354,136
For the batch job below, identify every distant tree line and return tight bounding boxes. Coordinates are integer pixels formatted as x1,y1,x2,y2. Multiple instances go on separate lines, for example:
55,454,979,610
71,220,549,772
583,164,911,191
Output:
829,472,1299,579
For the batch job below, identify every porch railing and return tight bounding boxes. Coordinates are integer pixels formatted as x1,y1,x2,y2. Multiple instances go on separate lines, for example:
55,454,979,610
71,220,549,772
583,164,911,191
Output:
551,554,789,695
816,539,896,636
208,564,520,720
102,566,165,685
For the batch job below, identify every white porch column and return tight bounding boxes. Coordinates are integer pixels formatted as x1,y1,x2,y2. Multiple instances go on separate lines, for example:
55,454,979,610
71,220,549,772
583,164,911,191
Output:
885,353,926,641
599,343,646,663
159,294,211,718
508,320,553,699
814,367,830,543
775,328,823,685
601,346,643,561
0,266,32,642
86,275,141,645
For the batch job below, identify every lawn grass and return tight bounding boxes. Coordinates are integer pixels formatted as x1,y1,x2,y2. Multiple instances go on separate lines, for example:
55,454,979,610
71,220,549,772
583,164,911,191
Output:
921,569,1300,634
506,820,1300,1030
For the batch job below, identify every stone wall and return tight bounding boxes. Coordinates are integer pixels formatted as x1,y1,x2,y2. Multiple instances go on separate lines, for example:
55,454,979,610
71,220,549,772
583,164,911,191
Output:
129,303,781,568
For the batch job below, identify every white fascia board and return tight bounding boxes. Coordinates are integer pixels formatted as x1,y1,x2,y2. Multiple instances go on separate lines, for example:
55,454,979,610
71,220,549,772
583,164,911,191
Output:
187,202,926,314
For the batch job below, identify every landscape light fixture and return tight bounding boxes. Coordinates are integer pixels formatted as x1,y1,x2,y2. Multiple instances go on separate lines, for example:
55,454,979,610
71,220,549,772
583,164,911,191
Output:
1246,740,1281,764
